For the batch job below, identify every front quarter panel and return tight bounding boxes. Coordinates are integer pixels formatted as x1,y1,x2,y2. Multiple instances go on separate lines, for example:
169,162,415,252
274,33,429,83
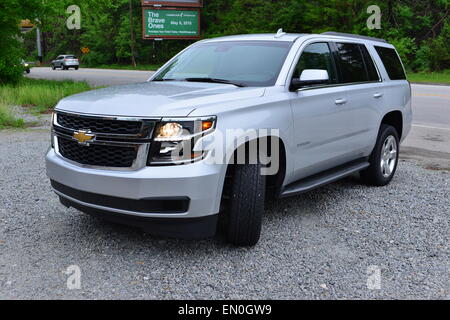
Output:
190,87,295,187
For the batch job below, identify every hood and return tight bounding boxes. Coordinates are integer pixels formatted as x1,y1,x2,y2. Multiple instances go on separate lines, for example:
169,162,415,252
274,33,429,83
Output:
56,81,265,117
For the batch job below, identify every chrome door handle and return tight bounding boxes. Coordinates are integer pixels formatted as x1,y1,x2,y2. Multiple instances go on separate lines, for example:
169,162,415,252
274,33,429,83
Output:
335,98,347,105
373,92,383,99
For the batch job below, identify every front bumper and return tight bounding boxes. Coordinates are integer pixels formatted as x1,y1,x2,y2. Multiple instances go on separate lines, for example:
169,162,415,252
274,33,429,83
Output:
59,196,219,239
46,148,225,222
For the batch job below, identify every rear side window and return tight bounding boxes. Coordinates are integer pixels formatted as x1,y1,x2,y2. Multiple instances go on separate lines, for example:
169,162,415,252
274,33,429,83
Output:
360,45,380,82
66,56,77,59
335,43,368,83
375,46,406,80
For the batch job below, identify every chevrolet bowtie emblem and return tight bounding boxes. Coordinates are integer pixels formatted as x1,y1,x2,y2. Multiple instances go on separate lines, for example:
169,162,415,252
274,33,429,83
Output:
73,130,95,145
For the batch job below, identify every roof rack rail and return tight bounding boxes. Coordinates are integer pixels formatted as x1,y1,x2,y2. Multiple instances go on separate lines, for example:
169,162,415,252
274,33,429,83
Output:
321,32,387,43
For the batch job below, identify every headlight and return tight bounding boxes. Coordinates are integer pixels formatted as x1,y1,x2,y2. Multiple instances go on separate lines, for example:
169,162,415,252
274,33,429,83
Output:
148,117,216,165
156,122,183,139
50,112,56,148
24,63,29,67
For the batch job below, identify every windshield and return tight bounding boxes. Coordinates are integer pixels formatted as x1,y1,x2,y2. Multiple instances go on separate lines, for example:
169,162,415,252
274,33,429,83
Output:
153,41,293,87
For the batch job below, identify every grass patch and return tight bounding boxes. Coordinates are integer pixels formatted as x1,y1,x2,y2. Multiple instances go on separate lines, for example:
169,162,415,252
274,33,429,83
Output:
0,78,92,112
0,102,25,129
408,71,450,84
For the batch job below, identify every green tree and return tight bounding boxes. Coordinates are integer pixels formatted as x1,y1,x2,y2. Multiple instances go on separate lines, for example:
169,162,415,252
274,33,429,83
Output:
17,0,450,72
0,0,45,84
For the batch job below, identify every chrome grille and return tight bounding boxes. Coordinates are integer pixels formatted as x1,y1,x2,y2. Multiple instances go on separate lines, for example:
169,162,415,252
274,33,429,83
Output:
57,113,143,135
52,111,157,169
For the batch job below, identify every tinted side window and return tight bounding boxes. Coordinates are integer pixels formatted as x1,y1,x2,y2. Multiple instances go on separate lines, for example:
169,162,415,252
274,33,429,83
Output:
293,42,338,85
375,46,406,80
360,45,380,82
335,43,368,83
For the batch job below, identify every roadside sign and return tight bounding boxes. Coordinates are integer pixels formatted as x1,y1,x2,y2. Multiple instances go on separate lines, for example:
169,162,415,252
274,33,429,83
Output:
81,47,90,54
142,8,200,39
141,0,203,7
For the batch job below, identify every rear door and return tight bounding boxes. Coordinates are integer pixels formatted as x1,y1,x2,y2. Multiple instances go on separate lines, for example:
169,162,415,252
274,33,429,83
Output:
373,45,411,141
331,42,384,156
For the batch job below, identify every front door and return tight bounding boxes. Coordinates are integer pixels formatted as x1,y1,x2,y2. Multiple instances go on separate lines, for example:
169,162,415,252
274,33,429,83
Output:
289,42,359,180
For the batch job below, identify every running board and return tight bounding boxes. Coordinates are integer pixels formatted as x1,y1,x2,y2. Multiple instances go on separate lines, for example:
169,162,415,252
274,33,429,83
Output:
280,160,370,198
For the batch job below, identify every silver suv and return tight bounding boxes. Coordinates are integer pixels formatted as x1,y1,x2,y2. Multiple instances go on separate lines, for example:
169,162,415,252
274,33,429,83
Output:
46,31,412,246
51,55,79,70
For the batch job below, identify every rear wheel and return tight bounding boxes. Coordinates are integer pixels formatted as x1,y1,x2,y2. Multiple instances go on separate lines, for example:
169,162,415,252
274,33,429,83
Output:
226,163,266,246
75,66,79,70
360,124,399,186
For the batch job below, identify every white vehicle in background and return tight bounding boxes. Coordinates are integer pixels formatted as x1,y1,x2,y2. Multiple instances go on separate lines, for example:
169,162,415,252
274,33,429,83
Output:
51,55,79,70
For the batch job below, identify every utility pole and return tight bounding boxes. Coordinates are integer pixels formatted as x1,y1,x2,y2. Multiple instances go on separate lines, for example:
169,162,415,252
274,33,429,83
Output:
129,0,137,68
36,27,43,64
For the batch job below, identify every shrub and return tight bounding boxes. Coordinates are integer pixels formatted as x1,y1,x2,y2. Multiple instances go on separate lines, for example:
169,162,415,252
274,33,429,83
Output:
0,103,25,129
0,78,92,110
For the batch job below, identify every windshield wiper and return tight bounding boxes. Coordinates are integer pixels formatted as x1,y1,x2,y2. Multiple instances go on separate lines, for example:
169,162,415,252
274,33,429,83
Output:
153,78,177,82
184,78,246,87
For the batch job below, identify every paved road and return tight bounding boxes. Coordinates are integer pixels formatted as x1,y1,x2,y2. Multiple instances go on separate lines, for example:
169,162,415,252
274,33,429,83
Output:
27,68,450,167
27,67,153,86
402,84,450,168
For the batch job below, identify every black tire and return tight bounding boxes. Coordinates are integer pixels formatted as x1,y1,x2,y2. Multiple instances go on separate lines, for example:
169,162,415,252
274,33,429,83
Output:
360,124,400,186
75,66,79,70
26,69,30,74
62,65,67,70
226,163,266,246
52,65,56,70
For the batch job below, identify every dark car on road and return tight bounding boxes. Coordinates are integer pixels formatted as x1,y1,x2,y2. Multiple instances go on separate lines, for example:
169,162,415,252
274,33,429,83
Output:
21,59,31,73
51,55,79,70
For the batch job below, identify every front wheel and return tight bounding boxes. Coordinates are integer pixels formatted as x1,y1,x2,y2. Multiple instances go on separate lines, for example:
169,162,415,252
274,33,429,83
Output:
360,124,399,186
226,163,266,246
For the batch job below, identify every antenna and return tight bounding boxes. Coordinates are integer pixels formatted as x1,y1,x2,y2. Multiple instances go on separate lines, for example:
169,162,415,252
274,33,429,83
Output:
275,28,286,38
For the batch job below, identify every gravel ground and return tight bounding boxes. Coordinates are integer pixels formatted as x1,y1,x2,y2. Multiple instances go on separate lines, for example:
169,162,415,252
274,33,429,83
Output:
0,128,448,300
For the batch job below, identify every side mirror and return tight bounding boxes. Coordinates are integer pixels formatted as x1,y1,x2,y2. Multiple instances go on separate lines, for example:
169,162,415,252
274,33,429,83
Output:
290,69,329,91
